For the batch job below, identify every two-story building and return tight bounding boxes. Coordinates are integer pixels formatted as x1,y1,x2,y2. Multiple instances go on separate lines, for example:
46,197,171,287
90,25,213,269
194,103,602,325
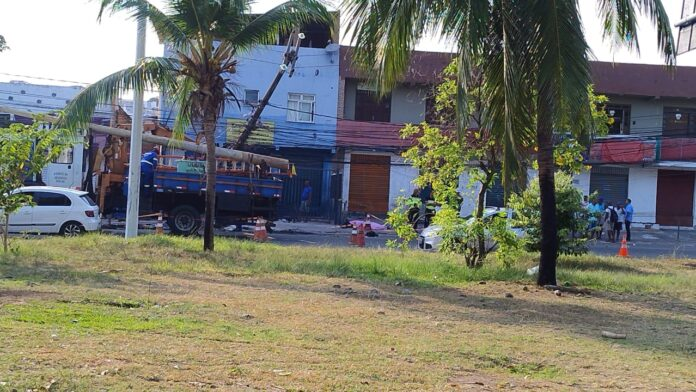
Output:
581,61,696,228
335,47,452,216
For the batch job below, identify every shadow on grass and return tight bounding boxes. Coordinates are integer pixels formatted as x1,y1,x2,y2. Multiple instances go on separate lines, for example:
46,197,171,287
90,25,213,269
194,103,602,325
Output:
0,258,121,288
557,257,656,275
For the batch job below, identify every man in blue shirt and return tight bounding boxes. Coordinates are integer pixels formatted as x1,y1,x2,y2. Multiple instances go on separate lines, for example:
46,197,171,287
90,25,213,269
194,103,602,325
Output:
140,147,159,193
624,198,634,241
300,180,312,221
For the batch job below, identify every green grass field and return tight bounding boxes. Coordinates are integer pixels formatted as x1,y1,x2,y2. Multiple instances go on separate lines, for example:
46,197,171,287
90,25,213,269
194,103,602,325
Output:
0,234,694,390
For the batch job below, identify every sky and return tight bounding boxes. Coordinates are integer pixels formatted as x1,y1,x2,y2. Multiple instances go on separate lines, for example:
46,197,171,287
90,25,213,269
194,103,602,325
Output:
0,0,694,88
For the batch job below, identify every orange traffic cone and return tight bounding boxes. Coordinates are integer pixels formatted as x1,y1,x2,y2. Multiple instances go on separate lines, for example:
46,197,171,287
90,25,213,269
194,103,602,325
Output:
618,235,629,257
356,224,365,248
254,217,268,242
155,211,164,235
350,224,358,245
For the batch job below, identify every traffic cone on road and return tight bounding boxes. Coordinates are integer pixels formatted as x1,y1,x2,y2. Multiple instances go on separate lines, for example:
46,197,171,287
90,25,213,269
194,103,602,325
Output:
356,224,365,248
155,211,164,235
618,235,629,257
254,217,268,242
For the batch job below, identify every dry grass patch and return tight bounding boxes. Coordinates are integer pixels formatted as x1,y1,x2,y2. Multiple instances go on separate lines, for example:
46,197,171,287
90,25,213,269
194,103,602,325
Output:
0,235,694,390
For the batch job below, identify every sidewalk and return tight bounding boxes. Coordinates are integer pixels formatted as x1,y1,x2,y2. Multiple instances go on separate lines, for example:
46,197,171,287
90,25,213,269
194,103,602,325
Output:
271,220,346,235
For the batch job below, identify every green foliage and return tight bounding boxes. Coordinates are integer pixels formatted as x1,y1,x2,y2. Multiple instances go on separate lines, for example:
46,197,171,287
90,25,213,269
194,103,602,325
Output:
386,195,419,250
509,172,588,256
0,120,72,251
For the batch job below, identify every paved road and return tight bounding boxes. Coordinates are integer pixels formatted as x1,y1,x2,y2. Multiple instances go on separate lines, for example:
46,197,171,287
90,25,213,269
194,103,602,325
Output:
79,221,696,259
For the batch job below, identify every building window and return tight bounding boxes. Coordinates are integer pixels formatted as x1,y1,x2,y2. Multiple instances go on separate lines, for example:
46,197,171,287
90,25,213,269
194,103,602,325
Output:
36,99,42,104
606,105,631,135
664,107,696,136
20,90,26,94
287,93,315,123
244,89,259,105
51,92,57,97
8,96,13,101
355,86,391,122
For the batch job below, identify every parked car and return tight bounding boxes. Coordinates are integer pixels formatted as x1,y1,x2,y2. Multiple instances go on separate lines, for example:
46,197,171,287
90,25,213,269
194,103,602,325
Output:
418,206,525,251
2,186,100,236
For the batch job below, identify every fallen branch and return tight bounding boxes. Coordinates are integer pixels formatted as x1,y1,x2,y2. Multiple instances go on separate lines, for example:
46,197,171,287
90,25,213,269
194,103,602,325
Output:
601,331,627,339
543,285,591,295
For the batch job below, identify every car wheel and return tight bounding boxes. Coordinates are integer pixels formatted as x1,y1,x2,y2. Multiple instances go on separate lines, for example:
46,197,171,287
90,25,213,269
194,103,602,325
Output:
60,221,84,237
168,205,200,235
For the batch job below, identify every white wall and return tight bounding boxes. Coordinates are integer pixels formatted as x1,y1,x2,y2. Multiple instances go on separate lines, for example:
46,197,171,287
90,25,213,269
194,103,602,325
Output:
457,172,480,217
388,156,418,209
627,167,657,224
572,170,590,196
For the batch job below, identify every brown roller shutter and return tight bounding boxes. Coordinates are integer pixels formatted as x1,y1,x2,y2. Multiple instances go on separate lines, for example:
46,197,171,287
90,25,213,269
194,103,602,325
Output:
349,154,391,214
656,170,694,226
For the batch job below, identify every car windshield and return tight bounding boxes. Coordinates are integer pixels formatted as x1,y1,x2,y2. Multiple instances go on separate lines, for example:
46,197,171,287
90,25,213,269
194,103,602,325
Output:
80,195,97,206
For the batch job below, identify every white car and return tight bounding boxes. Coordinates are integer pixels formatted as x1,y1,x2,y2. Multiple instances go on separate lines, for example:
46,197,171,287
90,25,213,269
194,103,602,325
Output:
418,207,525,251
3,186,100,236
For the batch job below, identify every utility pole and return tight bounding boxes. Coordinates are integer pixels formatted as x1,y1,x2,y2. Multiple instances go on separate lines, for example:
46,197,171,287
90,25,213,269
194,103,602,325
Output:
125,17,147,239
234,30,303,149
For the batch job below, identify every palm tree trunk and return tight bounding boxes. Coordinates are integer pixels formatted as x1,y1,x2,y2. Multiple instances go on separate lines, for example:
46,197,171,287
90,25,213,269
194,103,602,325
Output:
536,95,558,286
203,111,217,252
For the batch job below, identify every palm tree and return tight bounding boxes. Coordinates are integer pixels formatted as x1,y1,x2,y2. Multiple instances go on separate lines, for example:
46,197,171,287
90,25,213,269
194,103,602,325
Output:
61,0,331,251
344,0,675,285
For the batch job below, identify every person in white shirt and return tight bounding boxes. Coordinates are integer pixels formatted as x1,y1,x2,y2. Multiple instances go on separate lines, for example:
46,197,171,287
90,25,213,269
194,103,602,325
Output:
614,203,626,242
603,202,615,242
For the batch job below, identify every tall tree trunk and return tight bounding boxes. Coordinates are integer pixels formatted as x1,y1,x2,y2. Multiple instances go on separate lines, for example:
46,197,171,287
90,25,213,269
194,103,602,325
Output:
2,214,9,253
536,94,558,286
203,111,218,252
475,172,492,265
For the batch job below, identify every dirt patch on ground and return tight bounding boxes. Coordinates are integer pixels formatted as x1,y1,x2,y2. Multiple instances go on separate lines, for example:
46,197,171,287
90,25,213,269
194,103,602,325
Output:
0,288,60,305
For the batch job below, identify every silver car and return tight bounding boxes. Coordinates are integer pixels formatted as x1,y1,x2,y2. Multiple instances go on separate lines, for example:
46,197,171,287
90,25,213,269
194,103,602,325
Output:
418,207,525,251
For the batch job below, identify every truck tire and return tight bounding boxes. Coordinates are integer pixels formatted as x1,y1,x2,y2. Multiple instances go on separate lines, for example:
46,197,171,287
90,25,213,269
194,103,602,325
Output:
168,205,200,236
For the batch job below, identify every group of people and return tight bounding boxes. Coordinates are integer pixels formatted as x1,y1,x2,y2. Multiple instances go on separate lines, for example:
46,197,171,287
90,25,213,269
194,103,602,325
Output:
585,197,634,242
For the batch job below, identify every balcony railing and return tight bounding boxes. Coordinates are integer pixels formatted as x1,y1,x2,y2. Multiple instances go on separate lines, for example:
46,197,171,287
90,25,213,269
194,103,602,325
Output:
588,136,696,164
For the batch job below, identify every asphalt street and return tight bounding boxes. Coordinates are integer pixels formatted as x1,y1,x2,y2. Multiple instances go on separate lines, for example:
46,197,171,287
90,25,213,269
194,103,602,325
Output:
68,220,696,259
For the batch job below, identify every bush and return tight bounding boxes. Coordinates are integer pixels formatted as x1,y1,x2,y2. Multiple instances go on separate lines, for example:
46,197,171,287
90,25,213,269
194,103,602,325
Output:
509,172,588,255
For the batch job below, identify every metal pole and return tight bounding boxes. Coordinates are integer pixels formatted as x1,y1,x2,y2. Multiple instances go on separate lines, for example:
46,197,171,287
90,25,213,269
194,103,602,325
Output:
125,17,147,239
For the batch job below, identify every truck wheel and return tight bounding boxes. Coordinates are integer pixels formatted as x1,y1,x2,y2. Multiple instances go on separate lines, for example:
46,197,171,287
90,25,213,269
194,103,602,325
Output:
168,205,200,235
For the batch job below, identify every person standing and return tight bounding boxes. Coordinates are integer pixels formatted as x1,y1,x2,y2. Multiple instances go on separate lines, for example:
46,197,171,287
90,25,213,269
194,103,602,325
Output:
614,203,626,242
140,147,159,190
300,180,312,222
419,184,433,228
603,202,615,242
624,198,634,242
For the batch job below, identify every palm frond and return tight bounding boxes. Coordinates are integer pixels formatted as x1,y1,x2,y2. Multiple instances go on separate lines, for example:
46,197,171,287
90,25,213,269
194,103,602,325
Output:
597,0,675,65
96,0,190,48
170,75,197,143
59,57,179,131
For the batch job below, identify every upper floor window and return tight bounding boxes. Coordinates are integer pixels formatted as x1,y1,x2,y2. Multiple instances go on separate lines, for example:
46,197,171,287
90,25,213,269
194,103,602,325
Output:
664,107,696,136
244,89,259,106
355,83,391,122
287,93,315,123
606,105,631,135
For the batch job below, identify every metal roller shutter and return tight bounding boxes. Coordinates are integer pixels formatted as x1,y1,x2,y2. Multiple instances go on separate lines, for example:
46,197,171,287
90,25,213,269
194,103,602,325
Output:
656,170,695,226
589,166,629,205
349,154,391,214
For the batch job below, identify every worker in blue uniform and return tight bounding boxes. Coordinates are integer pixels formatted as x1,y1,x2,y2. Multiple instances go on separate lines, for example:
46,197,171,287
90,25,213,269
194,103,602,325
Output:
140,147,159,195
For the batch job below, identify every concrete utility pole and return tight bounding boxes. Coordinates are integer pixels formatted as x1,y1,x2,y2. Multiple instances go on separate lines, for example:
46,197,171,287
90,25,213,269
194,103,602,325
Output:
234,29,303,149
125,17,147,239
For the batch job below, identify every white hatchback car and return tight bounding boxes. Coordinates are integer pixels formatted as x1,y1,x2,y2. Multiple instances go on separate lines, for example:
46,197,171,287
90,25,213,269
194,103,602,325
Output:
418,207,525,251
4,186,100,236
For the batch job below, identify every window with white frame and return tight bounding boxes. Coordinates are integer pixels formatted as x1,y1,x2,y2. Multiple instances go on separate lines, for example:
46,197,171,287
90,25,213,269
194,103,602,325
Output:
287,93,315,123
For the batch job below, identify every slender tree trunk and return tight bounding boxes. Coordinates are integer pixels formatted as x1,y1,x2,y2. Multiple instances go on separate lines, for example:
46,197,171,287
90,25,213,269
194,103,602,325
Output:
475,172,492,265
536,94,558,286
3,214,9,253
203,111,218,252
